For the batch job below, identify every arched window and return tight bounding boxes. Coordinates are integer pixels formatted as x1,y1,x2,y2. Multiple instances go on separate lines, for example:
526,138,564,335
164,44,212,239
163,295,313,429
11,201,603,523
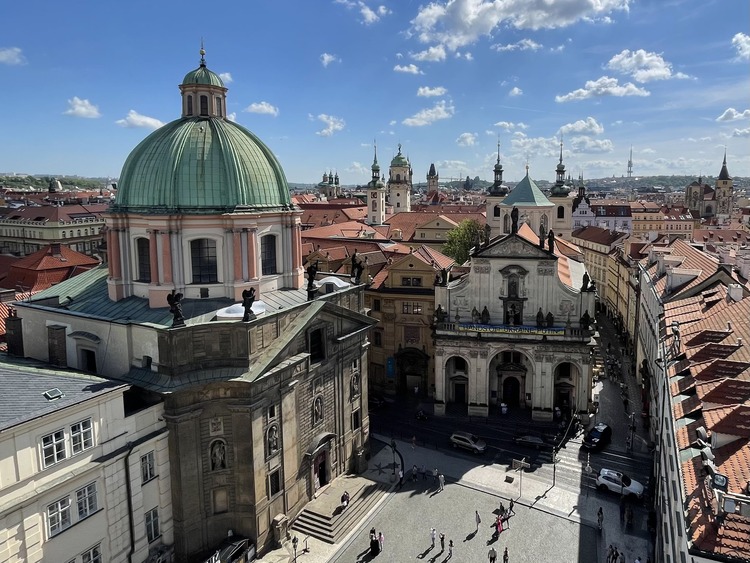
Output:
136,237,151,282
61,232,66,238
200,95,208,116
215,96,222,117
540,214,549,233
503,214,510,233
187,95,193,115
261,235,277,275
69,230,73,238
494,205,501,218
190,239,218,283
557,205,565,219
77,230,81,236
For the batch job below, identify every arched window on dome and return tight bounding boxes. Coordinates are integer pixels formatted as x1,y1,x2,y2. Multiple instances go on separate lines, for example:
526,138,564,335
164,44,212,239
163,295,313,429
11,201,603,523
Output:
136,237,151,283
200,95,209,116
215,96,223,117
557,205,565,219
503,214,510,233
187,95,193,116
494,205,501,218
261,235,278,275
190,239,218,283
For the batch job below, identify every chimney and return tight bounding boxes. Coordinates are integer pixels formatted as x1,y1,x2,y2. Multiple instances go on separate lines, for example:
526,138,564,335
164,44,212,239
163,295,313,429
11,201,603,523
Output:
728,283,743,302
727,321,733,331
738,338,743,347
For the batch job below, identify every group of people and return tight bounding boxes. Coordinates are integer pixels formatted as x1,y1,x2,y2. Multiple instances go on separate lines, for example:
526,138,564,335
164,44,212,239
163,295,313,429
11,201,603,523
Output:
401,464,445,490
429,528,453,558
487,545,509,563
606,545,647,563
369,527,384,555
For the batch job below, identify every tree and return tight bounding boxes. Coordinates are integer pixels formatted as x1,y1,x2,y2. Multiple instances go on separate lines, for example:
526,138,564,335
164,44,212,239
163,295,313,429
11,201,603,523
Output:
442,219,484,265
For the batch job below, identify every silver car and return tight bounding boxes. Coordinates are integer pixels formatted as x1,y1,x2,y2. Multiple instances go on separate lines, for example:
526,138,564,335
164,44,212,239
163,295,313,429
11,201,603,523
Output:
450,431,487,454
596,468,644,498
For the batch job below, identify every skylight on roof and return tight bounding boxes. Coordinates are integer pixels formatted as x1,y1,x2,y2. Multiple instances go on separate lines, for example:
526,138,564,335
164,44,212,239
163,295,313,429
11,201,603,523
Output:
43,388,64,401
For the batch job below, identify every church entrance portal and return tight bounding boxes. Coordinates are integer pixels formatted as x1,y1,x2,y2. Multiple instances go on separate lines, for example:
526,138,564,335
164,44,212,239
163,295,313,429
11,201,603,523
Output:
395,346,430,396
314,450,328,489
502,376,521,407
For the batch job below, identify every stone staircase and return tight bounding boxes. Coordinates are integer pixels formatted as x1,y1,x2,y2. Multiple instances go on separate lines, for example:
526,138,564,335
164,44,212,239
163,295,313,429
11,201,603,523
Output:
291,475,392,544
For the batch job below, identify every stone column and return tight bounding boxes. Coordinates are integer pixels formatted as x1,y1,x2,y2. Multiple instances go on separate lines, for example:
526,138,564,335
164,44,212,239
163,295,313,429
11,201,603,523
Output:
233,231,243,282
148,230,159,284
161,231,173,284
110,229,122,280
434,347,446,415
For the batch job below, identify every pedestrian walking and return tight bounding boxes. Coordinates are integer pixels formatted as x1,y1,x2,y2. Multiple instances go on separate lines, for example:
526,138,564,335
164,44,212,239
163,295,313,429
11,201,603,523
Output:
508,498,515,516
439,532,445,551
398,468,403,488
597,506,604,530
475,510,482,531
430,527,436,548
503,547,509,563
488,545,497,562
432,467,438,483
607,545,614,563
618,552,626,563
448,539,453,559
378,531,384,552
634,558,642,563
439,472,445,491
421,463,427,480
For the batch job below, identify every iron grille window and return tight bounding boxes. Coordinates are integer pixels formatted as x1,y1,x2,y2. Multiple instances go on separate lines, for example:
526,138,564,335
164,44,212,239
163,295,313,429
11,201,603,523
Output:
269,469,281,497
261,235,277,275
136,238,150,282
191,239,218,283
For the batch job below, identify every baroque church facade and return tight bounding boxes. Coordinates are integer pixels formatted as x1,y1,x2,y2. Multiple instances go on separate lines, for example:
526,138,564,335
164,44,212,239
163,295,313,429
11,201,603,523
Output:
685,152,734,220
8,50,374,562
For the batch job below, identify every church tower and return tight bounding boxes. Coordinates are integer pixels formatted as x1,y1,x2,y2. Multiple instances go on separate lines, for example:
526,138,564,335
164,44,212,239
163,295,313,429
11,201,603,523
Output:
388,143,412,212
485,141,509,239
367,145,386,225
715,151,733,217
427,163,439,194
548,139,573,239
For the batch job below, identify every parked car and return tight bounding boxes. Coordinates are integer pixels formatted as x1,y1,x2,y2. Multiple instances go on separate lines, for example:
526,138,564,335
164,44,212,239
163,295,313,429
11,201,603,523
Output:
582,423,612,451
596,468,644,498
513,435,548,449
450,431,487,454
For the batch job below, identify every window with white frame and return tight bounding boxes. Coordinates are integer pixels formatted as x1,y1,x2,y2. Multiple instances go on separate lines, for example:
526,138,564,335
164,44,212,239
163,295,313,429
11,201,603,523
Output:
71,419,93,454
145,507,160,543
81,544,102,563
141,451,156,483
76,483,98,519
42,429,67,467
48,497,72,536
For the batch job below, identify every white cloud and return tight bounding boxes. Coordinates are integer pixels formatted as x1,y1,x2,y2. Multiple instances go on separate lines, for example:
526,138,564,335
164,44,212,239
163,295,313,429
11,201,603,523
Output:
394,63,423,74
731,127,750,138
569,136,613,153
510,134,559,157
716,108,750,122
456,132,478,146
493,38,542,52
395,52,403,59
320,53,340,67
732,32,750,60
227,112,237,122
555,76,649,102
436,159,467,170
345,161,370,176
0,47,25,65
494,121,528,131
509,86,523,97
219,72,233,83
410,0,629,51
411,45,446,62
558,117,604,136
63,96,101,118
389,120,397,126
402,100,455,126
606,49,689,82
640,148,655,154
417,86,447,97
243,101,279,117
115,110,164,129
314,114,346,136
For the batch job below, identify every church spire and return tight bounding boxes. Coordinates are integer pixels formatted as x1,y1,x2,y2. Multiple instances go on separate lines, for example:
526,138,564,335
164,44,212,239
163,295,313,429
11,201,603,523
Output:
718,149,731,181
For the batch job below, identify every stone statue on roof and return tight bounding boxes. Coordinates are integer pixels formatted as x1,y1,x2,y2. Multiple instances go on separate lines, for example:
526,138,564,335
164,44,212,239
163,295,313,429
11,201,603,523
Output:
242,287,256,322
511,207,519,234
547,229,556,253
167,290,185,328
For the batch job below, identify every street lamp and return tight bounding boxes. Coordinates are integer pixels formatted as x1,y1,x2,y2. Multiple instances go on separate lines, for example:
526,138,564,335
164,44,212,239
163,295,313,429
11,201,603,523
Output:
292,536,298,562
390,439,397,482
552,447,559,489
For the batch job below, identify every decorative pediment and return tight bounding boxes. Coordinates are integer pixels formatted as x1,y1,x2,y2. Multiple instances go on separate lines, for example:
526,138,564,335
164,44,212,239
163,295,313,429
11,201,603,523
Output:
475,234,555,260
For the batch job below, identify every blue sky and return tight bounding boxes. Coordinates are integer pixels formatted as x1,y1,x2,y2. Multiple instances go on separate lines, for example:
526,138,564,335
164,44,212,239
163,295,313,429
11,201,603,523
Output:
1,0,748,185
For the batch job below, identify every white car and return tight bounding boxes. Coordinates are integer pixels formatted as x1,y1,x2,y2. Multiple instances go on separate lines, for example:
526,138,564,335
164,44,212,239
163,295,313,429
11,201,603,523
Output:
596,468,644,498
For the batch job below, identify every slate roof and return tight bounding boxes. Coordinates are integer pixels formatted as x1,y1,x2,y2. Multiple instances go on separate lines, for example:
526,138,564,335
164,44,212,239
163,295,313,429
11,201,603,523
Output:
0,355,125,431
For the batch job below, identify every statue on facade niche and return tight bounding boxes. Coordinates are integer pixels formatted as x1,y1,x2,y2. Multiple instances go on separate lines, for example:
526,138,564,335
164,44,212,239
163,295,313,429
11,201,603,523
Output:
268,426,279,453
210,440,226,471
536,307,545,328
581,272,590,292
580,309,592,330
167,290,185,328
547,230,556,253
511,207,519,234
471,307,481,323
506,304,518,325
481,306,490,325
434,304,447,324
546,311,554,327
241,288,256,322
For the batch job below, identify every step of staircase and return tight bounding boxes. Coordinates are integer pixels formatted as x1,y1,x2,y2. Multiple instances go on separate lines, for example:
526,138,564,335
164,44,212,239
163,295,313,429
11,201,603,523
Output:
291,478,392,544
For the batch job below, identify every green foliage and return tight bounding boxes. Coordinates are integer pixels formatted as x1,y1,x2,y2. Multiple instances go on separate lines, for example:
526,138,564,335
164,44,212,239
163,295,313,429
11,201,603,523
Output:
442,219,484,265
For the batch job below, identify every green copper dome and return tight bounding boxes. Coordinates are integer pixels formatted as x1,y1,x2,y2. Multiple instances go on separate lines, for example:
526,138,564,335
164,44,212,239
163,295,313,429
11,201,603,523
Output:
390,143,409,167
182,65,225,87
114,117,291,213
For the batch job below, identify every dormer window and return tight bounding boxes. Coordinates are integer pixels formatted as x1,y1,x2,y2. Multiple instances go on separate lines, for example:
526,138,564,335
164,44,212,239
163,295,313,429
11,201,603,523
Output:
187,95,193,116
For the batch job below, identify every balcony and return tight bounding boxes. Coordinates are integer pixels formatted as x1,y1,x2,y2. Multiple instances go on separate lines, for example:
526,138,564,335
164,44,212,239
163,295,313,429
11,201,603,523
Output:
434,321,592,342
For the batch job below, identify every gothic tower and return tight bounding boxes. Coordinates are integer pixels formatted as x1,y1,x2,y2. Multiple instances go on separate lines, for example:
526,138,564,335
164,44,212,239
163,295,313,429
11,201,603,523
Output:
427,163,439,193
388,143,412,212
485,141,509,239
367,145,386,225
715,151,733,216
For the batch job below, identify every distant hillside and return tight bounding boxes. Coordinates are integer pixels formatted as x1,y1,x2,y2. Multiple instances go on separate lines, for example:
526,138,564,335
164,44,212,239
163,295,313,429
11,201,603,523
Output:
0,174,112,191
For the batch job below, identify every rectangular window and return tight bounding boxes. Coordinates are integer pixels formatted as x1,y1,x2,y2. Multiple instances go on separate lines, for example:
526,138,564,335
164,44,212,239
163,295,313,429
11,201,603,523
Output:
412,303,423,314
373,299,381,312
411,277,422,287
420,232,425,238
373,331,382,347
42,429,66,467
145,507,160,543
136,237,151,282
269,469,281,497
200,95,208,116
141,451,156,483
76,483,98,519
267,405,277,420
81,545,102,563
71,419,93,454
402,303,411,314
352,409,361,431
190,239,218,283
371,201,376,211
401,277,412,286
310,328,325,362
48,497,72,536
261,235,277,275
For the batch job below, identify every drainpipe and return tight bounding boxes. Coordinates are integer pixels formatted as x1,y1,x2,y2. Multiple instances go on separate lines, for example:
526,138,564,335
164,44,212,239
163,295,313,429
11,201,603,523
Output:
124,442,136,563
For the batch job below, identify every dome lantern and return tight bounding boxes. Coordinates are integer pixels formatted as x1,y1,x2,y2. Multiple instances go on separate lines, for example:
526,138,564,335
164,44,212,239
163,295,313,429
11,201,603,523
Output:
179,45,227,118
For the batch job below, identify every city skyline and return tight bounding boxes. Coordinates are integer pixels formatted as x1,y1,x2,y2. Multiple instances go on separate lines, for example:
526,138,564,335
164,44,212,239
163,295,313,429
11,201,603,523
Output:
0,0,748,184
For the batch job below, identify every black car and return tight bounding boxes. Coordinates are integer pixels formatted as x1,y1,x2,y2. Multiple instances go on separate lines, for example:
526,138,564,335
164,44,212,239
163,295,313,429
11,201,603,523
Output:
582,422,612,450
513,435,548,449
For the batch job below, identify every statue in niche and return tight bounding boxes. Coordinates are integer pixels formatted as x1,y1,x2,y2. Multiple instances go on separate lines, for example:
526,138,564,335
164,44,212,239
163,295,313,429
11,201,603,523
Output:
351,374,360,397
546,311,554,327
242,287,256,322
511,207,519,234
313,397,323,423
580,309,592,330
508,277,518,298
581,272,590,292
434,304,447,324
167,290,185,328
210,440,226,471
538,223,546,248
506,304,518,325
481,306,490,325
536,307,545,328
267,426,279,453
471,307,481,323
306,260,319,291
547,230,556,253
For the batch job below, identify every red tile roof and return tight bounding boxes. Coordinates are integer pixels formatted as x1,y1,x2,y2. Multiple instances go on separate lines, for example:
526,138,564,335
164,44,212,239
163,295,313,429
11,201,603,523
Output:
0,244,99,292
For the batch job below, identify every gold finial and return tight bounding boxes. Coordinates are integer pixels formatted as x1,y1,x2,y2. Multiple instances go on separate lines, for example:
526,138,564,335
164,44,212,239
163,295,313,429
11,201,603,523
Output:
199,38,206,66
